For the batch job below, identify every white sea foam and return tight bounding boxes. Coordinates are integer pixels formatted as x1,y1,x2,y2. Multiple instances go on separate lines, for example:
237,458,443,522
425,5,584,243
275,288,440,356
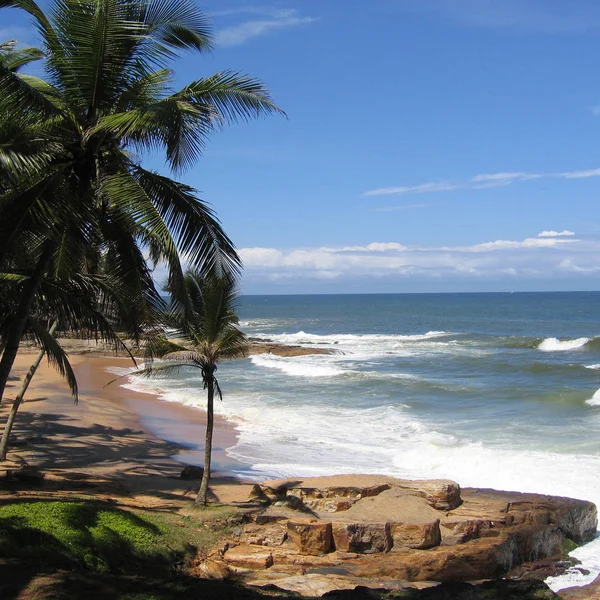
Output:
586,388,600,406
538,337,590,351
250,354,348,378
250,330,485,362
586,364,600,370
267,330,451,346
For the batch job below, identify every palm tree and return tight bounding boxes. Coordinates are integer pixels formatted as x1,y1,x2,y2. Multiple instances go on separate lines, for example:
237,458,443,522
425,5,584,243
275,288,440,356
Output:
0,234,143,459
0,0,282,404
142,270,248,506
0,319,75,460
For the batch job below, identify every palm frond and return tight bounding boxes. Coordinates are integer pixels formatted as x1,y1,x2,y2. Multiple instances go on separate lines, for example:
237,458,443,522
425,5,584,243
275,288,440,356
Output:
143,333,186,359
144,0,213,55
134,361,195,379
0,45,45,71
133,167,241,280
28,318,78,400
0,66,63,117
176,71,285,123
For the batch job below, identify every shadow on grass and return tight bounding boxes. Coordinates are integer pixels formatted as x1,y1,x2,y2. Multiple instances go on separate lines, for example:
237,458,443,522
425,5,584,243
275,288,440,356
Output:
1,501,168,558
0,499,187,599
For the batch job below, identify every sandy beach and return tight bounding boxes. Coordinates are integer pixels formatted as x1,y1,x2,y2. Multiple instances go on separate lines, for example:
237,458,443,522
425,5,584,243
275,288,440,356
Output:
0,352,255,505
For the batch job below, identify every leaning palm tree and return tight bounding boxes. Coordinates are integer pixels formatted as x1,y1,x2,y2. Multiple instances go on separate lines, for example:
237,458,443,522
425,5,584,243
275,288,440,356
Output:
0,318,75,460
0,0,282,404
142,270,248,506
0,231,146,459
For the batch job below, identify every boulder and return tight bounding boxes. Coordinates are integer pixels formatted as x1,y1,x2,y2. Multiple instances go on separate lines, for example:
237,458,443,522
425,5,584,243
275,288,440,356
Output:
253,573,411,597
287,520,332,555
511,525,565,563
507,556,582,581
397,480,462,511
331,522,392,554
222,544,273,569
391,519,441,550
552,498,598,544
196,559,232,579
348,535,520,582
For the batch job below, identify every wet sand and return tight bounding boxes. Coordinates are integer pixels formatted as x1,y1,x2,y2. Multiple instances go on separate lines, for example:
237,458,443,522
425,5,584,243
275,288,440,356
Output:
0,353,255,504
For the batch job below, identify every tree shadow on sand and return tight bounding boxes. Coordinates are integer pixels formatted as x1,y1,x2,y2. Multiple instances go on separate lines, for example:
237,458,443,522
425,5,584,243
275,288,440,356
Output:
0,410,230,502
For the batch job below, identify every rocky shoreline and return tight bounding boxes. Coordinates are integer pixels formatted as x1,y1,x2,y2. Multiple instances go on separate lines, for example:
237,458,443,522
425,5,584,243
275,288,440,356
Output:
18,335,333,359
198,475,598,598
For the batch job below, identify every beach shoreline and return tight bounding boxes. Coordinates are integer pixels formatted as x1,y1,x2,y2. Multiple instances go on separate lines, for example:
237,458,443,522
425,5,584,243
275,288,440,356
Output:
0,352,255,504
2,348,599,595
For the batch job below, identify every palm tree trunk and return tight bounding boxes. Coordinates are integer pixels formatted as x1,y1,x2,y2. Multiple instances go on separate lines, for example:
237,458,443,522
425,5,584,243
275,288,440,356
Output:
0,321,58,461
196,376,214,506
0,241,54,405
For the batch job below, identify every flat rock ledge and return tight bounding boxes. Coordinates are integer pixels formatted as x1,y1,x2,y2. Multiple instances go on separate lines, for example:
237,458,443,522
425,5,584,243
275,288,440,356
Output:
197,475,597,598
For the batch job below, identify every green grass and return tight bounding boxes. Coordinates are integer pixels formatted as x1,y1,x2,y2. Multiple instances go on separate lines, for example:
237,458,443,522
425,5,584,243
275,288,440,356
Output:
0,500,235,576
0,501,169,572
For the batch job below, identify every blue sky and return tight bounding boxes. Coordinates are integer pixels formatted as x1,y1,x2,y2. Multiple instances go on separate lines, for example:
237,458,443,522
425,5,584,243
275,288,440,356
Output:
3,0,600,294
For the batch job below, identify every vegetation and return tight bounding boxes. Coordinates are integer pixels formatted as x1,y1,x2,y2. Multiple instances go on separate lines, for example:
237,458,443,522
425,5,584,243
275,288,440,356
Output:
0,0,277,594
0,0,282,410
0,0,281,479
0,499,285,599
143,271,249,506
0,501,168,572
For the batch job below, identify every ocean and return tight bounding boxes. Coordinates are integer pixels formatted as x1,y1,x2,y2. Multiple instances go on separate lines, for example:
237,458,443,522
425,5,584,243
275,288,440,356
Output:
119,291,600,591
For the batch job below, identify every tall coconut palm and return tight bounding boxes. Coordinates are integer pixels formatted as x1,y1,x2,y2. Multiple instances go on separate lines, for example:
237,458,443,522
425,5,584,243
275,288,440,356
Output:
0,0,282,404
141,270,248,506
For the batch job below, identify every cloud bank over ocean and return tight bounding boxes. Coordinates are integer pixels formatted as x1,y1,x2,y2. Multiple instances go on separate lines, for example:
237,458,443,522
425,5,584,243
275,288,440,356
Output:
237,231,600,293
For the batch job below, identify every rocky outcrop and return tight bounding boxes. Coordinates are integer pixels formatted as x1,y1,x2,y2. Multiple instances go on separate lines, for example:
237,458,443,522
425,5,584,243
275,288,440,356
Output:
198,475,597,597
248,340,334,357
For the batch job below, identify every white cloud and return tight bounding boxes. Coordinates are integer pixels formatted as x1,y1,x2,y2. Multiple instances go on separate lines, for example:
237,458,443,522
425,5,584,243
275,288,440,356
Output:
538,230,575,238
365,182,463,197
215,8,317,47
558,259,600,273
337,242,409,252
364,166,600,197
470,172,542,183
560,168,600,179
462,237,578,252
239,233,599,288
